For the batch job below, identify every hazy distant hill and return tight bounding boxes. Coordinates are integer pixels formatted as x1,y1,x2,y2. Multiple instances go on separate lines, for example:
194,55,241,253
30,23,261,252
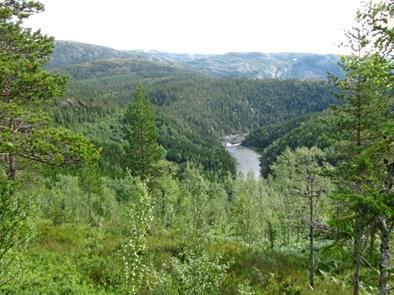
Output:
151,51,342,80
50,41,341,80
47,41,176,68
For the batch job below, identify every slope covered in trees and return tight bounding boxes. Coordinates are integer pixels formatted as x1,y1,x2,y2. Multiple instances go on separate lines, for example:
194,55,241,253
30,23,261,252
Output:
243,111,338,176
49,47,338,176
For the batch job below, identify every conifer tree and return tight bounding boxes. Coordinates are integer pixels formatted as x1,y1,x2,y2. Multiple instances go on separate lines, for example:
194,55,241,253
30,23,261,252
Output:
330,1,393,293
125,84,162,182
358,3,393,294
0,0,98,179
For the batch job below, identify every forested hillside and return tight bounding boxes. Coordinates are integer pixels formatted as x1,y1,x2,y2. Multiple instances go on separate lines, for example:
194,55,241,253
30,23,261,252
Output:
0,1,392,294
243,111,339,176
49,42,338,176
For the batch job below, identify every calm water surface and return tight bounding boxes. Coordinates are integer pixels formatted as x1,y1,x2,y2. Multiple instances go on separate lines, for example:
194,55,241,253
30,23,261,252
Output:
225,144,261,177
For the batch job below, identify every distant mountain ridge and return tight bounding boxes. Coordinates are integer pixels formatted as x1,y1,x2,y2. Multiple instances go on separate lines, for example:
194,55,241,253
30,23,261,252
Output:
49,41,342,80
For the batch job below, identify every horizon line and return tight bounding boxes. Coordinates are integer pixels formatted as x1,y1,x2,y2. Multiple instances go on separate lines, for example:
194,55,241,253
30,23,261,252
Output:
55,39,342,56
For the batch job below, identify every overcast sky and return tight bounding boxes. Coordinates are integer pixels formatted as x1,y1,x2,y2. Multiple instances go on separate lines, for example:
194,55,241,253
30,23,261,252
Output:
26,0,365,54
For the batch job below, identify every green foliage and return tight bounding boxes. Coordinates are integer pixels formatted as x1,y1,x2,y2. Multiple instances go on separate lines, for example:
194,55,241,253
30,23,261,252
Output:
271,147,333,243
357,0,393,57
266,221,277,251
38,174,118,225
0,0,98,179
271,147,333,197
330,54,391,151
230,176,281,245
231,184,260,243
327,2,394,293
120,173,154,294
1,167,358,294
245,111,338,176
0,1,388,294
163,252,229,295
103,174,147,204
150,78,336,137
180,166,211,235
0,179,32,287
151,164,183,230
243,115,311,150
271,147,334,287
51,59,337,177
125,84,162,182
158,117,236,176
1,252,104,295
265,276,302,295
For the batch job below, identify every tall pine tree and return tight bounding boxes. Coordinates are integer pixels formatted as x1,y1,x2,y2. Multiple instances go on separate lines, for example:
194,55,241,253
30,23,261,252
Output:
125,84,162,182
0,0,98,179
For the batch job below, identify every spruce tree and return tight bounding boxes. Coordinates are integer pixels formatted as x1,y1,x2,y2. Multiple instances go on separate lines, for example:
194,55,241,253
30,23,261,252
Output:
125,84,162,182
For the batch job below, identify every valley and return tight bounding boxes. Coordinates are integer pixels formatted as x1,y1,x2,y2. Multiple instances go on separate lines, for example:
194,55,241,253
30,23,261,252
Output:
50,41,339,177
1,1,392,293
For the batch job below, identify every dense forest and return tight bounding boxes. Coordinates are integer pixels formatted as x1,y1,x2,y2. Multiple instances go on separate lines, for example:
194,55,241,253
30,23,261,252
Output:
0,0,392,294
51,56,337,176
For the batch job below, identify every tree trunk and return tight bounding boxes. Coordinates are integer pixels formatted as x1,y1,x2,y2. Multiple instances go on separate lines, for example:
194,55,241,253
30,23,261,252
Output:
160,190,167,228
7,154,16,179
88,190,93,225
378,217,391,295
369,225,376,255
378,160,394,295
353,214,362,295
309,196,315,289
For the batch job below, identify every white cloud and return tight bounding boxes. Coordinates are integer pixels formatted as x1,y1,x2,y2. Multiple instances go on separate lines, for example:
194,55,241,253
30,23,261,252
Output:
26,0,364,54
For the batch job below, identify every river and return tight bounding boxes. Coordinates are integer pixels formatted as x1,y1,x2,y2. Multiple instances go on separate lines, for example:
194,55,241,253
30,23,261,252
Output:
224,142,261,178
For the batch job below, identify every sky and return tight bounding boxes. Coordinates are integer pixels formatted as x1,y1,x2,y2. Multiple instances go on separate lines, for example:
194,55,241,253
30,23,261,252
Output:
26,0,365,54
